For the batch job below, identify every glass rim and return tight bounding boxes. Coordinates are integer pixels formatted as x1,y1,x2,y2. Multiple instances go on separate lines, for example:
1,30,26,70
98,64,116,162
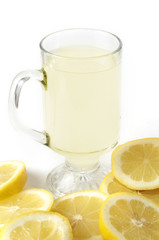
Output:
39,28,122,60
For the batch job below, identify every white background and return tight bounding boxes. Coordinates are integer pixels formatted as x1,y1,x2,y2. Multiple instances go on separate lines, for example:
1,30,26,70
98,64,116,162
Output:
0,0,159,189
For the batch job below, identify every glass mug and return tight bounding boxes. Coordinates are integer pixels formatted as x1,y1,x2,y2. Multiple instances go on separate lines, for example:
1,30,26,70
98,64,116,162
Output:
9,29,122,198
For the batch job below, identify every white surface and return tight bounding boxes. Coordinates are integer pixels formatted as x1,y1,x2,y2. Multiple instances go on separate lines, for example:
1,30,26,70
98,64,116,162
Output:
0,0,159,189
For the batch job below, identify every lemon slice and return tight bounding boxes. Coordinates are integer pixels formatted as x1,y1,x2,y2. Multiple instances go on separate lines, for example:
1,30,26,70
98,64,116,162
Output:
0,161,27,199
0,188,53,229
53,191,107,239
100,193,159,240
0,211,73,240
99,172,159,205
99,172,134,195
111,138,159,190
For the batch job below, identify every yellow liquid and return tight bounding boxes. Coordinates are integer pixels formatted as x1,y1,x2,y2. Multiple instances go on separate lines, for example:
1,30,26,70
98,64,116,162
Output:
43,46,121,169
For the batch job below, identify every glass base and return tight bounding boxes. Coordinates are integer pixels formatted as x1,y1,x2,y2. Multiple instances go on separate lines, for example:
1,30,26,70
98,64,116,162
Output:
46,163,110,199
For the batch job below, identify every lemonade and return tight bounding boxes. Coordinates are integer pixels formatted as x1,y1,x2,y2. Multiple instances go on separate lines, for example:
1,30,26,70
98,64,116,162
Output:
9,29,122,195
42,45,121,168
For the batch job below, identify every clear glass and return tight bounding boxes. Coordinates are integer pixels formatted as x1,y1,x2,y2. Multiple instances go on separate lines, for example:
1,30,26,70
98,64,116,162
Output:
9,29,122,198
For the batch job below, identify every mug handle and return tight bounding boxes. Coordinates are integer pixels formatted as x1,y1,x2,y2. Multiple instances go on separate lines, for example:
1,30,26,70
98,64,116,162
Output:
8,69,49,145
